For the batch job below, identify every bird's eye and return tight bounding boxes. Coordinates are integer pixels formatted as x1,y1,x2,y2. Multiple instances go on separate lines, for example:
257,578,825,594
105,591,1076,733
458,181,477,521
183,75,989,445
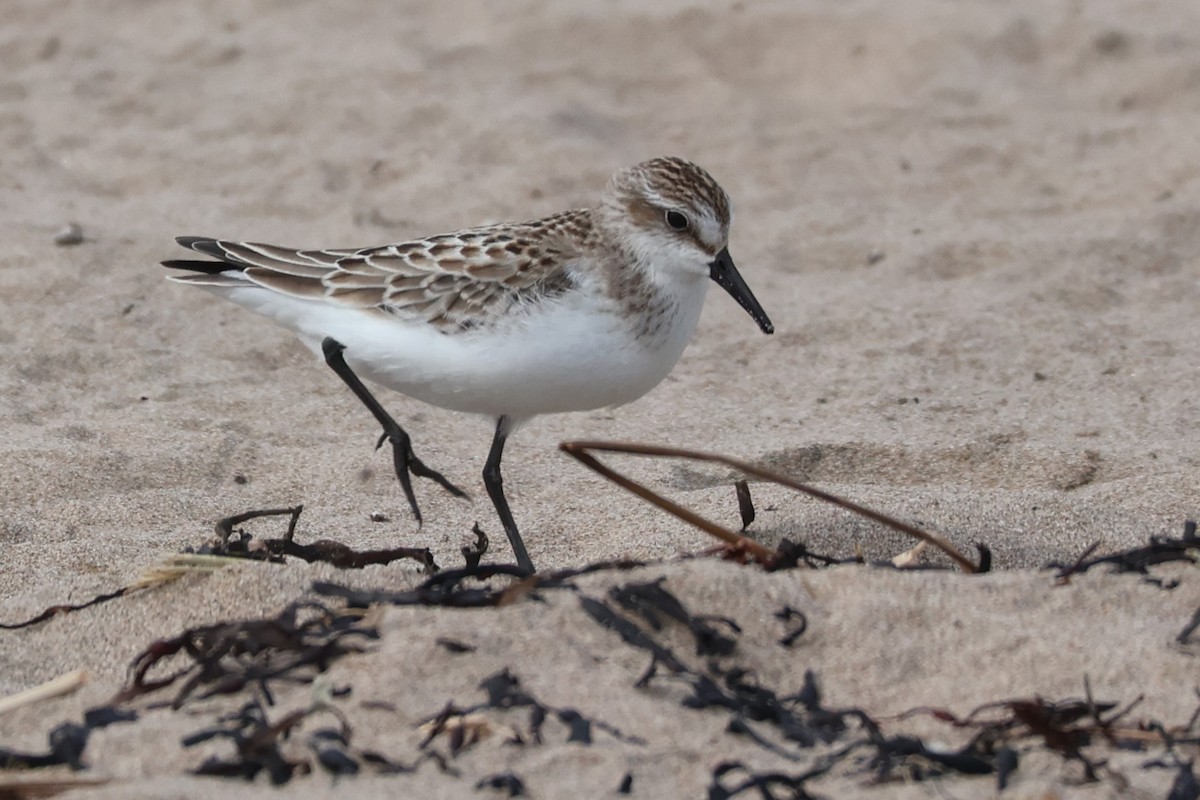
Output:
665,210,689,231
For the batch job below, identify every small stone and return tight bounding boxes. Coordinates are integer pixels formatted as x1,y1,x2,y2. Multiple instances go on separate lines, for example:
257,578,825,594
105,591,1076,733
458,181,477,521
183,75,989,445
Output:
866,249,885,265
54,222,84,246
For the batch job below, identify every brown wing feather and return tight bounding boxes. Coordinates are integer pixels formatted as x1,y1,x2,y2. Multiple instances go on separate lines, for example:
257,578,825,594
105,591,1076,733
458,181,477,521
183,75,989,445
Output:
242,268,329,300
217,241,358,277
185,209,594,333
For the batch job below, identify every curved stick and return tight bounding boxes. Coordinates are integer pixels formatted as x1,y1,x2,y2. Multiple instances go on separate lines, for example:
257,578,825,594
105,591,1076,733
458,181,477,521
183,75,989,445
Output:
559,440,979,574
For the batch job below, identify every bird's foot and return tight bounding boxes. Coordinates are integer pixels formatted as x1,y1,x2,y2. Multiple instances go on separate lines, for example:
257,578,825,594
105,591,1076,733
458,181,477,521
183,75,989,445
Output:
375,428,468,525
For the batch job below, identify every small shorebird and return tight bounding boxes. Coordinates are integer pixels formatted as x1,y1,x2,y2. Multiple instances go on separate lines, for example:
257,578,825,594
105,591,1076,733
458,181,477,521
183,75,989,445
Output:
163,156,773,572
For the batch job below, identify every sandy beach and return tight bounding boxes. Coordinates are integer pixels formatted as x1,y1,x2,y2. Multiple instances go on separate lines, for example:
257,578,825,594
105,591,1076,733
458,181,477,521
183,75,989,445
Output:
3,1,1200,796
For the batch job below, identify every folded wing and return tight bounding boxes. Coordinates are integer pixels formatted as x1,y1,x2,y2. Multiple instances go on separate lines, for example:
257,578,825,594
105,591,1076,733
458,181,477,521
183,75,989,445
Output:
162,211,590,333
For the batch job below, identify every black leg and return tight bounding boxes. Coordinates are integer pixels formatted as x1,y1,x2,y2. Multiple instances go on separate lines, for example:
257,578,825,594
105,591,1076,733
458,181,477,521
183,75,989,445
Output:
321,337,466,525
483,416,535,574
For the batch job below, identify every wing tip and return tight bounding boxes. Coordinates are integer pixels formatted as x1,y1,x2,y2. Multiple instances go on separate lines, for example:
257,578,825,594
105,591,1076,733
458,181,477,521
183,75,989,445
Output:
165,272,245,287
161,258,233,274
174,236,223,255
164,236,252,274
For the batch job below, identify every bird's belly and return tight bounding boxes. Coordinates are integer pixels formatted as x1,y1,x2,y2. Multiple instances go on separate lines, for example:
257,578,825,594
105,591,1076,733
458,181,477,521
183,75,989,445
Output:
210,280,705,419
345,302,697,418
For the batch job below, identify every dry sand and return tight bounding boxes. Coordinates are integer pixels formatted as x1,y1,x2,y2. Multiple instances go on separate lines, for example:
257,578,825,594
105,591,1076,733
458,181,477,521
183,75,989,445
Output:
2,1,1199,797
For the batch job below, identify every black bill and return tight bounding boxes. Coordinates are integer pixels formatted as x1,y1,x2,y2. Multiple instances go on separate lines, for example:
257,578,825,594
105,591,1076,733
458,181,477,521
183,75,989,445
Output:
708,247,774,334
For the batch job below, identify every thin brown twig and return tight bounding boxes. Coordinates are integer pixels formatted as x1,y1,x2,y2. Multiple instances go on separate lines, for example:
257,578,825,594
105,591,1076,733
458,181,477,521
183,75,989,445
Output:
560,442,777,562
559,440,979,573
1055,541,1101,584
